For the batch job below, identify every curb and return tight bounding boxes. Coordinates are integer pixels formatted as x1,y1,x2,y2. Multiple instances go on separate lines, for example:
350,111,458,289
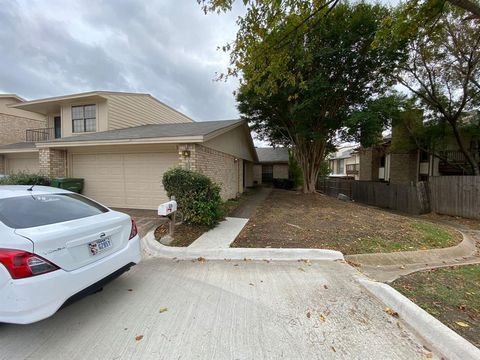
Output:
358,277,480,360
141,230,344,261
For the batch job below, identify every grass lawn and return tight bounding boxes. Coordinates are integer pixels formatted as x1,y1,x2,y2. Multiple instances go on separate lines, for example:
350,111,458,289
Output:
392,265,480,348
232,189,462,254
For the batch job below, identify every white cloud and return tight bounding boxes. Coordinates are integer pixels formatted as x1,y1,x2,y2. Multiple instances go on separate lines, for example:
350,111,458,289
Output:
0,0,244,121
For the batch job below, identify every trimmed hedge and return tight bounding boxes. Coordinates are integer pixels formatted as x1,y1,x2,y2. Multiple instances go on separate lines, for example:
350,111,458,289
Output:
162,168,224,228
0,172,51,186
272,178,294,190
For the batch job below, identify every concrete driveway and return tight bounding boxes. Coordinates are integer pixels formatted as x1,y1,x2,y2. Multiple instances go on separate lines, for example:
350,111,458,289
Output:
0,258,436,359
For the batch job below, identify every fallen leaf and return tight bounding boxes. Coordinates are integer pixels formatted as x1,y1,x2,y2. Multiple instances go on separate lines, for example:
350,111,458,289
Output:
399,265,405,269
306,312,311,319
331,346,336,352
455,321,469,328
135,335,143,341
319,314,326,322
127,289,133,292
298,267,306,272
197,257,206,263
324,285,328,289
422,349,433,358
159,307,168,313
459,304,467,311
249,283,254,286
385,307,399,318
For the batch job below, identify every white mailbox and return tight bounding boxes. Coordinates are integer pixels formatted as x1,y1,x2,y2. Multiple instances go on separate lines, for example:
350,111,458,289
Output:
158,200,177,216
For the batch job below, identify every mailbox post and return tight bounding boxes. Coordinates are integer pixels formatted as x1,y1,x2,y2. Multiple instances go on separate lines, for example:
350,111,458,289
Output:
158,198,178,241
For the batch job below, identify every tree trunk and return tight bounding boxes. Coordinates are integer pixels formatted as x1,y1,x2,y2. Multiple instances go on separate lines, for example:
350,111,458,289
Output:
450,120,480,175
293,137,327,194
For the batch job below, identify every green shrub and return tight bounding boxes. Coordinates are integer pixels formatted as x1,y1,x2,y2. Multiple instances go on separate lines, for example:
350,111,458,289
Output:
162,168,224,228
0,172,51,186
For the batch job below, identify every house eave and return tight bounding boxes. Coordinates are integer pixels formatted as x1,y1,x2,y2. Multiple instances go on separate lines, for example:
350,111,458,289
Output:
36,135,205,148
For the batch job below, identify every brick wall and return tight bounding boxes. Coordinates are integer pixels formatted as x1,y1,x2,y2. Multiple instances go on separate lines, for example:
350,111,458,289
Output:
0,114,46,145
389,152,419,185
359,148,383,181
178,144,241,200
39,148,67,177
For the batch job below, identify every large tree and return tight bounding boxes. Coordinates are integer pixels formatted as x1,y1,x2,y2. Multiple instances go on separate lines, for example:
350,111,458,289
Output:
199,0,480,20
228,2,403,192
390,4,480,174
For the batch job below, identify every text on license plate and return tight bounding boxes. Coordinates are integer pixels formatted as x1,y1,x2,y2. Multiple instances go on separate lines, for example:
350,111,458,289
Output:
88,237,112,256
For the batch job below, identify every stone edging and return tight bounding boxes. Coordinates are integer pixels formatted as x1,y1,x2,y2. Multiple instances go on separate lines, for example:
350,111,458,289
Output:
141,229,344,261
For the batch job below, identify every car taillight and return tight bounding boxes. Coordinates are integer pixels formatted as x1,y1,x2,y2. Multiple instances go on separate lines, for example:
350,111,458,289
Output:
0,249,59,279
129,219,138,240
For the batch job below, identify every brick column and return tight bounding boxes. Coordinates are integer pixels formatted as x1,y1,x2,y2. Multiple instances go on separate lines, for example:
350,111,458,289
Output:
39,148,67,177
359,149,373,180
177,144,197,171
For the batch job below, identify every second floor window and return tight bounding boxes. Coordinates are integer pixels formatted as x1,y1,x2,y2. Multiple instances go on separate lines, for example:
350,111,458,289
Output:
72,105,96,133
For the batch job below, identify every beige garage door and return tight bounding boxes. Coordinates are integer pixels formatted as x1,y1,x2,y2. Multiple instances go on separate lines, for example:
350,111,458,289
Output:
71,152,178,209
5,153,39,174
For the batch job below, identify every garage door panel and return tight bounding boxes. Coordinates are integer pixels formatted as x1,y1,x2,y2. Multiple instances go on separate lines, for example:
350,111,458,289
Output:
5,154,39,174
71,152,177,210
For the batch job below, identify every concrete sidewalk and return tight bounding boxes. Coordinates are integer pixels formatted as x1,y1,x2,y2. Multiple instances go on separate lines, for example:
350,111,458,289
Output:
229,186,272,218
346,229,480,282
188,187,271,249
188,217,249,249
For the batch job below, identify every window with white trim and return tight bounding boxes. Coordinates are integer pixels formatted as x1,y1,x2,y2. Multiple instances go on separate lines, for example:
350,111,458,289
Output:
72,105,96,133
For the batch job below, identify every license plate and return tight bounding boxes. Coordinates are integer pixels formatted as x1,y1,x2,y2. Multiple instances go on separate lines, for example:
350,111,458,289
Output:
88,236,112,256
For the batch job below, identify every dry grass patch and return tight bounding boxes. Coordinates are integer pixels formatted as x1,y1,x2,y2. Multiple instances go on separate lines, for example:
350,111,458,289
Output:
232,189,462,255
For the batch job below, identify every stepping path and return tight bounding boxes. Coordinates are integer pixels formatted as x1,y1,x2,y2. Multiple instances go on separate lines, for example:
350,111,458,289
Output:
188,186,272,249
346,226,480,282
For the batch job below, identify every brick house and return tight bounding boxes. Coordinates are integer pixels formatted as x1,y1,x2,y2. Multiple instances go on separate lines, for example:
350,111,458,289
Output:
358,127,480,184
253,147,289,184
0,91,258,209
0,94,47,175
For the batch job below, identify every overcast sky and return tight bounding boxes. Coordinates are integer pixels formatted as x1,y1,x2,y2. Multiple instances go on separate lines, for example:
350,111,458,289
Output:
0,0,244,121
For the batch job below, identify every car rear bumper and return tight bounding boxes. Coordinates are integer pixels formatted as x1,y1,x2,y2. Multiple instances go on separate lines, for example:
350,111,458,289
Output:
0,235,141,324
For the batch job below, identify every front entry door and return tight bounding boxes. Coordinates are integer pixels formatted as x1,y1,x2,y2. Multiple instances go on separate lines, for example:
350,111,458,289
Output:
54,116,61,139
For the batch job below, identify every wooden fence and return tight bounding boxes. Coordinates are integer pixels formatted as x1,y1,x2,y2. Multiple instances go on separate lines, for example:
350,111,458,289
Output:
429,176,480,219
316,178,430,215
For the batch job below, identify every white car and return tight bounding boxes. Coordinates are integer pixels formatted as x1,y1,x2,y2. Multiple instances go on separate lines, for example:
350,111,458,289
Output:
0,185,142,324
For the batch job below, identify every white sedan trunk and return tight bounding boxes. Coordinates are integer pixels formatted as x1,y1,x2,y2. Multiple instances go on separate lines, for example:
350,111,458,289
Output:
15,211,132,271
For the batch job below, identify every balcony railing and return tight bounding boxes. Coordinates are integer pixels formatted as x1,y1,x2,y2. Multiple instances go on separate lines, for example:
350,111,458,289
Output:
25,128,55,142
346,163,360,174
438,150,479,175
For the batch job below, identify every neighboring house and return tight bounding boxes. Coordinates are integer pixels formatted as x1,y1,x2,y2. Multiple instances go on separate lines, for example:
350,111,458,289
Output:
0,91,258,209
359,126,480,184
327,145,360,180
0,94,47,174
253,147,289,184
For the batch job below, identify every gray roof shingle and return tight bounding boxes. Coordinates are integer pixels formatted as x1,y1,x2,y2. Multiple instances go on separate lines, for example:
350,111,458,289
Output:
42,119,243,143
0,142,37,150
256,147,289,163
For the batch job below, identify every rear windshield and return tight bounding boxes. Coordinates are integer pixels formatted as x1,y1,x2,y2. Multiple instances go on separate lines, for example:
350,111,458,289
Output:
0,193,109,229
